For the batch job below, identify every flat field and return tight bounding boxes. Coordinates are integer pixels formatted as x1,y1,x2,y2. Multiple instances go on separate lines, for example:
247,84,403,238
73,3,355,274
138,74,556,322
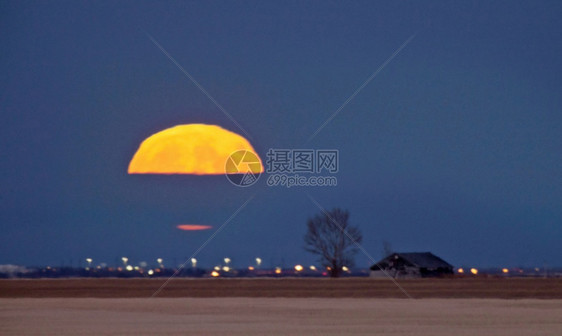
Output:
1,278,561,298
1,278,561,335
1,297,561,335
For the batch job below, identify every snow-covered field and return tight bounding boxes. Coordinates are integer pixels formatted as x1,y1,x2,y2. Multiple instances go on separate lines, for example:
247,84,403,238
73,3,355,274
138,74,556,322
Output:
1,298,561,335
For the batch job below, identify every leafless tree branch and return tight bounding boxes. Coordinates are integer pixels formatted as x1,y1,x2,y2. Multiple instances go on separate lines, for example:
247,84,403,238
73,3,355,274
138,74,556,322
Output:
304,208,362,277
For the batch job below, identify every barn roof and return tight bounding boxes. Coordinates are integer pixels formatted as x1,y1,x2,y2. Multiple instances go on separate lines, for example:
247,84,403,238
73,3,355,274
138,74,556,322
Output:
398,252,453,268
371,252,453,270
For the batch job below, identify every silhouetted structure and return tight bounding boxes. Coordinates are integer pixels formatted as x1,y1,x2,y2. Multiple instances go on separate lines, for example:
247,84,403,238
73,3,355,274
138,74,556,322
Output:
370,252,454,278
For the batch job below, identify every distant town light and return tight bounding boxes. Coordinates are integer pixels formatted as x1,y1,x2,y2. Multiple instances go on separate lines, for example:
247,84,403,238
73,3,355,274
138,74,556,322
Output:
309,265,317,271
191,258,197,268
248,266,255,271
342,266,349,272
134,266,139,271
224,258,231,264
502,268,509,274
222,266,230,272
214,266,220,271
470,268,478,275
148,269,154,275
274,267,282,274
294,265,304,272
457,268,464,274
156,258,163,265
255,258,262,266
121,257,128,265
126,265,133,271
211,271,220,277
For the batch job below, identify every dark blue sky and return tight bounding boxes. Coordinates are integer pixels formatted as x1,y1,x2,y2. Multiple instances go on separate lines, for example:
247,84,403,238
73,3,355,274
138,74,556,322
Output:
1,1,561,269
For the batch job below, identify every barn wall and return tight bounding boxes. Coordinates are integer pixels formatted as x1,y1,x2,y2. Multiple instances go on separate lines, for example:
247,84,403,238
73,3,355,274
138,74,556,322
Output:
369,267,421,279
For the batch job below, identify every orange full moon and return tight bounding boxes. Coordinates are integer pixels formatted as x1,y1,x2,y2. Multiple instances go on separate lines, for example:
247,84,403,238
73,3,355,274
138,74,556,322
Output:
128,124,263,175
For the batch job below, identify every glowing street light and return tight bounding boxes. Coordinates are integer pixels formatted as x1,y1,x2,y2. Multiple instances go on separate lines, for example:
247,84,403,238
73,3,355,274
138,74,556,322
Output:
222,266,230,272
148,269,154,275
85,258,93,268
211,271,220,277
121,257,128,265
470,268,478,275
255,258,262,267
294,265,304,272
224,257,231,264
342,266,350,272
502,268,509,274
309,265,317,271
126,265,133,271
156,258,163,265
274,267,282,274
191,258,197,268
457,268,464,274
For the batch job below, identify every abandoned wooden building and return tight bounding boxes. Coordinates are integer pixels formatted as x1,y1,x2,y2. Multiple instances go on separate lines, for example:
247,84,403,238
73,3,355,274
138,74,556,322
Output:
370,252,454,278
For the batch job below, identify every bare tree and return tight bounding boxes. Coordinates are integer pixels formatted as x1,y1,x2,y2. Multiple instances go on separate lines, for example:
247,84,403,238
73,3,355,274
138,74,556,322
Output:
304,208,362,277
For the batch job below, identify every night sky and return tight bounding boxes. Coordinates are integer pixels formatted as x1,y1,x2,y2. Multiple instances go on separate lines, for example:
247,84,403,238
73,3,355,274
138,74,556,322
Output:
1,1,561,269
